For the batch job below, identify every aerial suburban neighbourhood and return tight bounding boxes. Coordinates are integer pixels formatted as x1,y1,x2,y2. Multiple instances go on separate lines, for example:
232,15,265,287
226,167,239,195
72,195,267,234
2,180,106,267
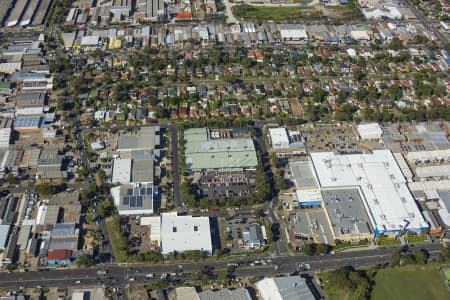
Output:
0,0,449,299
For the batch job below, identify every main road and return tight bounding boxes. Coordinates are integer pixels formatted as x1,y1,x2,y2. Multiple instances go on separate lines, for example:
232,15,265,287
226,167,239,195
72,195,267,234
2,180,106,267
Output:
0,243,443,289
404,0,448,44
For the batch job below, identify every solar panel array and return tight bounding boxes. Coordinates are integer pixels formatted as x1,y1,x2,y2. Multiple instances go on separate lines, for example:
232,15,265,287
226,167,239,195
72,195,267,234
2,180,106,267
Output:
122,185,153,208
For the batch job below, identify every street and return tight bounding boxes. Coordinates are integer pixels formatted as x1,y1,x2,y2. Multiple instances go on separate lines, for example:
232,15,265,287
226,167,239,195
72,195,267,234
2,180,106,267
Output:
0,243,443,289
167,124,181,208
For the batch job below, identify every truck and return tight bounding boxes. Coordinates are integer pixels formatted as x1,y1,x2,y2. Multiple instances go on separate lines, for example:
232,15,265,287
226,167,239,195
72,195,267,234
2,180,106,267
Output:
97,270,107,277
145,273,154,279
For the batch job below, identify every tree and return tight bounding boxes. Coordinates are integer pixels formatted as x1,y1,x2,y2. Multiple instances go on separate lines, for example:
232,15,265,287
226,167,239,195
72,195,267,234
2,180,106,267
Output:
437,246,450,263
35,183,55,195
327,267,372,300
199,198,209,209
414,249,429,264
255,208,264,219
390,249,401,266
353,69,365,81
80,191,90,207
6,173,15,185
388,37,403,50
76,254,95,268
147,279,169,290
312,87,325,103
275,176,287,190
301,243,316,255
316,243,331,255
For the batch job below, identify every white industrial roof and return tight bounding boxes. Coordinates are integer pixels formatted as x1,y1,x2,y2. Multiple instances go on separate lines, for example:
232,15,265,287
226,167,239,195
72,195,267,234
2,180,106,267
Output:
363,6,402,19
415,165,450,178
80,35,100,46
310,150,429,234
347,48,357,57
0,62,22,73
295,189,322,203
406,149,450,162
279,28,308,40
140,216,161,242
350,30,370,41
437,190,450,226
269,128,290,149
392,152,413,181
16,107,44,115
357,123,382,139
160,212,212,255
0,224,11,250
409,179,450,191
111,158,132,184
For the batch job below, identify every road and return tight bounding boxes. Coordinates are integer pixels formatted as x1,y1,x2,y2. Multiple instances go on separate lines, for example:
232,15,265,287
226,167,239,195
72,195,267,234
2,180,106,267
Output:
223,0,238,24
0,243,443,289
404,0,448,44
167,124,181,208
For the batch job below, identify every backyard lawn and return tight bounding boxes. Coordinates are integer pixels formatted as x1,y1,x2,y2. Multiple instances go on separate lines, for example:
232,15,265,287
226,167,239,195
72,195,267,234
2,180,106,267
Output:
371,264,450,300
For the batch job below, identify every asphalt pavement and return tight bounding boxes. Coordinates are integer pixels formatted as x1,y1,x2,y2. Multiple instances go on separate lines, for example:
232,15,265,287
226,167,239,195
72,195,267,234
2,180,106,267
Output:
404,0,448,44
0,242,443,290
167,124,181,208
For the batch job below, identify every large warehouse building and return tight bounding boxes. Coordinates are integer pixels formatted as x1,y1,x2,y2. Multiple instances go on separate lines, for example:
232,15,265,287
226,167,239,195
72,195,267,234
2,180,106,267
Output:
160,212,213,256
310,150,429,236
184,128,257,172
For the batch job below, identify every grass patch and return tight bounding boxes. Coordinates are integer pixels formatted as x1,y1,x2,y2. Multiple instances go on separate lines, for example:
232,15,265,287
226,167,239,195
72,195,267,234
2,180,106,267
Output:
371,264,450,300
406,235,429,244
232,2,362,22
232,4,320,22
333,239,369,252
443,267,450,281
106,218,128,263
377,237,401,246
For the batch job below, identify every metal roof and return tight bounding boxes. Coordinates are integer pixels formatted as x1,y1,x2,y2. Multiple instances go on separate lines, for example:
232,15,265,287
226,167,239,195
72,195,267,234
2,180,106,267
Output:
310,150,429,234
14,116,42,129
48,236,78,251
256,276,316,300
185,128,257,171
51,223,76,237
322,188,372,237
17,225,31,250
117,126,160,151
131,159,153,183
111,182,154,215
160,212,212,255
0,224,11,249
290,161,318,190
198,288,252,300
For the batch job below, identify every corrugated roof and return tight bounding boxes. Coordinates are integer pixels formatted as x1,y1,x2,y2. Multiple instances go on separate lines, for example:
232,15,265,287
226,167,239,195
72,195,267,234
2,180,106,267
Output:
0,224,11,249
48,249,72,260
185,129,257,171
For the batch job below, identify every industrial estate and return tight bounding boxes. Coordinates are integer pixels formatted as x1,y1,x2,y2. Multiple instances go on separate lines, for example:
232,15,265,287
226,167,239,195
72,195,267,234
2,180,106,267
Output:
0,0,449,299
